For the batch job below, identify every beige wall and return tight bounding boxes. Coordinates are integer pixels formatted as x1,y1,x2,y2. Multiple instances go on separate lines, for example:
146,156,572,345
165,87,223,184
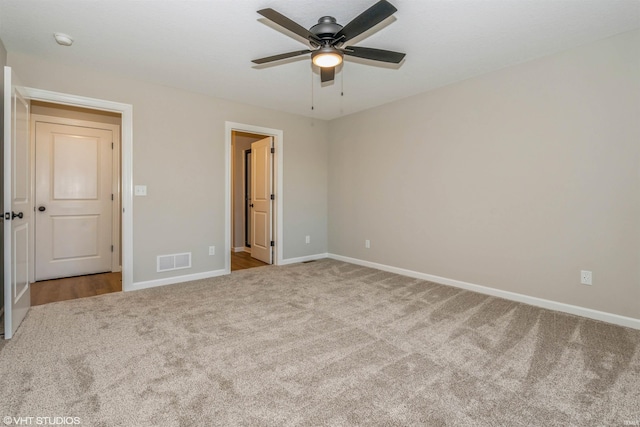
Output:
5,29,638,320
8,52,329,283
328,30,640,319
1,37,7,71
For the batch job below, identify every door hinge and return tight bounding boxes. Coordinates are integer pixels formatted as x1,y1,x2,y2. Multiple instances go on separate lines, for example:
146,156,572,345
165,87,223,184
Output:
111,142,114,149
270,241,275,247
111,245,114,252
111,193,114,201
270,194,275,200
270,147,275,154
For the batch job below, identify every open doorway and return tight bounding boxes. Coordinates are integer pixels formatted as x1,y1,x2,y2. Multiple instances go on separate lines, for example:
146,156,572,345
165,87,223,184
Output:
225,122,284,274
231,131,273,272
29,101,123,304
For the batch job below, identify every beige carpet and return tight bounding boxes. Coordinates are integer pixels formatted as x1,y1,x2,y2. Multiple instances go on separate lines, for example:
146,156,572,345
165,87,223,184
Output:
0,259,638,426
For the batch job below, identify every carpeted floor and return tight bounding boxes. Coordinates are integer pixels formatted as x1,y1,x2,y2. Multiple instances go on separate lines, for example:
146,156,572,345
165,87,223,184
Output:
0,259,638,426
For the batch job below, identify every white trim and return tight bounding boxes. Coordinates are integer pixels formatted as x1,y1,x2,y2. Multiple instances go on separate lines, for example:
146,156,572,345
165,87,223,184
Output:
132,269,227,291
328,253,640,330
279,253,328,266
22,87,134,292
225,122,284,274
233,247,246,252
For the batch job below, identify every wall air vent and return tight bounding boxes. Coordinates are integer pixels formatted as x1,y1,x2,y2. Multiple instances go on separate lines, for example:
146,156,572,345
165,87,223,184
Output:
157,252,192,272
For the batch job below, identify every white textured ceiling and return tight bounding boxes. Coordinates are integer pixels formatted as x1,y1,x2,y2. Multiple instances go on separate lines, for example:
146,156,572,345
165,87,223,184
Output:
1,0,638,120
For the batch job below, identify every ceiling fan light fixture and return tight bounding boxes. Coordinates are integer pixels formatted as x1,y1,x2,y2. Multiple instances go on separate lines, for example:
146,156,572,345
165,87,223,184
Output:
312,48,343,68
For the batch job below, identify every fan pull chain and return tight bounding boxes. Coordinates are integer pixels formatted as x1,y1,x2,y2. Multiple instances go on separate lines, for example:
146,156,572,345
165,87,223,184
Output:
311,69,315,111
339,66,345,115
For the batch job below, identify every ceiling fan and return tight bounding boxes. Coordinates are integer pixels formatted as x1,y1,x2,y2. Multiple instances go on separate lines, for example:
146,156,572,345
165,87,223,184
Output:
252,0,406,83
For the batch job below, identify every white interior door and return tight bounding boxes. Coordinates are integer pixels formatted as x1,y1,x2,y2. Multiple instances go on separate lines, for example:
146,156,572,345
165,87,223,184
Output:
3,66,31,340
35,122,113,281
250,137,273,264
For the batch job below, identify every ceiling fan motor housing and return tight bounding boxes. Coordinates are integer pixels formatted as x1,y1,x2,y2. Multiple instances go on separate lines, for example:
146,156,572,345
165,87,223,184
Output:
310,16,343,42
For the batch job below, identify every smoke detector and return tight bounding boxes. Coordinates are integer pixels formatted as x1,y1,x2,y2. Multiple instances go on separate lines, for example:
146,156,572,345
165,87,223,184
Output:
53,33,74,46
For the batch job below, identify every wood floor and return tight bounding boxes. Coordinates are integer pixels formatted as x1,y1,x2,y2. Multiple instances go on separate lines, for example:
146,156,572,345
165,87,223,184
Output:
231,250,269,271
29,251,267,306
31,272,122,306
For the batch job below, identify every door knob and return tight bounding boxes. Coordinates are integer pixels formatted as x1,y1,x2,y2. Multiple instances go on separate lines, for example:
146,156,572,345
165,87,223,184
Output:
250,203,254,208
38,206,46,212
11,211,23,219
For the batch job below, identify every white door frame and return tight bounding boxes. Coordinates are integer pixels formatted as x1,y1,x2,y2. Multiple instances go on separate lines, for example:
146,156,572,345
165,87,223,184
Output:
225,122,283,273
22,87,133,291
30,114,122,279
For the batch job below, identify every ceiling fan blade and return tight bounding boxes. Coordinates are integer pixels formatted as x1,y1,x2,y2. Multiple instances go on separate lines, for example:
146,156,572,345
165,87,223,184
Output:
343,46,405,63
258,8,321,45
320,67,335,83
335,0,397,44
252,49,312,64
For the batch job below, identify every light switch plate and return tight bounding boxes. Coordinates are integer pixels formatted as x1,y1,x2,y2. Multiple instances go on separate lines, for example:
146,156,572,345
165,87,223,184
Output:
134,185,147,196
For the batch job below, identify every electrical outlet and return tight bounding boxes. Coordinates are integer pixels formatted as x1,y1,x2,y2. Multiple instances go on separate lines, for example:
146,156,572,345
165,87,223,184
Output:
365,239,370,249
134,185,147,196
305,235,310,244
209,246,215,256
581,270,592,285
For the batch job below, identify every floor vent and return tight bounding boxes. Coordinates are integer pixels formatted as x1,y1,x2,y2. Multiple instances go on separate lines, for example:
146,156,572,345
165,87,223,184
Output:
157,252,192,272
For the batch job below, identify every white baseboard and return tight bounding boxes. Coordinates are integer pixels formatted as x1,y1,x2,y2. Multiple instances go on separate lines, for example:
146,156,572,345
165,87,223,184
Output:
279,253,328,266
233,247,246,253
129,269,228,291
328,253,640,330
